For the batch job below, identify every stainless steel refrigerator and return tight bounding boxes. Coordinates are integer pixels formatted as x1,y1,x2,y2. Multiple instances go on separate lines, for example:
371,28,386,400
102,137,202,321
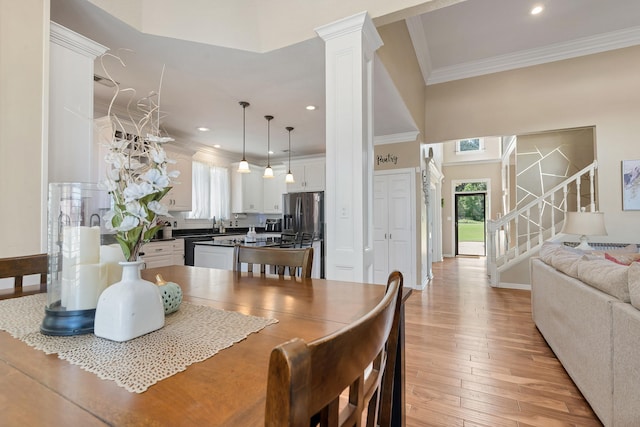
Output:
282,191,324,238
282,191,325,275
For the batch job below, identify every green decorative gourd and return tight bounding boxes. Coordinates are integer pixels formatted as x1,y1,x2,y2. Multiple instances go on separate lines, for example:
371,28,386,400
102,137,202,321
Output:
155,274,183,314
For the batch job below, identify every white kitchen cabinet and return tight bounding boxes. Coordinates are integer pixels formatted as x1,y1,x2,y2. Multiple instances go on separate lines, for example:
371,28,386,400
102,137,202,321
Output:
172,238,185,266
140,241,174,269
231,163,263,213
194,245,235,270
373,171,415,288
262,165,287,213
286,159,325,192
164,149,193,211
141,239,185,268
311,240,322,279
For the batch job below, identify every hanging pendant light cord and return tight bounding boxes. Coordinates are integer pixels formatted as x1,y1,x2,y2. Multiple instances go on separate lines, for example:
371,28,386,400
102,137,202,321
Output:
287,126,293,171
266,115,273,167
240,101,249,160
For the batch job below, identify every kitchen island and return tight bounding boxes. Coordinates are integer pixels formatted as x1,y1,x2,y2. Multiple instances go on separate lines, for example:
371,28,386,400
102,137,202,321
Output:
194,237,280,271
194,236,323,278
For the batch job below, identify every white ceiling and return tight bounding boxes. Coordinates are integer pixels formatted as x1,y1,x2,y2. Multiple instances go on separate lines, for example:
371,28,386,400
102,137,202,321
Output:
50,0,640,162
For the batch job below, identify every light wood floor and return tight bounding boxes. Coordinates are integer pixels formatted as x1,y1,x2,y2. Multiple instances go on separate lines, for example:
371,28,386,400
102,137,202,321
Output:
404,256,602,427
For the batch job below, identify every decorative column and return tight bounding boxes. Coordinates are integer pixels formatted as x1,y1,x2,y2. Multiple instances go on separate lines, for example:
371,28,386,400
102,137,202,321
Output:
49,22,107,183
316,12,382,283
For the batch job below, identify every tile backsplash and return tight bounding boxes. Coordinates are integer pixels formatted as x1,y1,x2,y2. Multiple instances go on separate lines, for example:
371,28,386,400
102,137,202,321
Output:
168,212,282,231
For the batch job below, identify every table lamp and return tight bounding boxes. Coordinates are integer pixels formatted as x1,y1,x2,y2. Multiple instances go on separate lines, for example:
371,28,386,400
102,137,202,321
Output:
560,210,607,250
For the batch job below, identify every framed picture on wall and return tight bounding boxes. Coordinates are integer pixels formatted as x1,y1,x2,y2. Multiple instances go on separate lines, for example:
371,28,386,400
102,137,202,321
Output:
622,159,640,210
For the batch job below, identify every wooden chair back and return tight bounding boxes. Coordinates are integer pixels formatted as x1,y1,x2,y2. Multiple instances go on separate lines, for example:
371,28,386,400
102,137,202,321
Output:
265,271,404,426
0,254,48,300
233,245,313,278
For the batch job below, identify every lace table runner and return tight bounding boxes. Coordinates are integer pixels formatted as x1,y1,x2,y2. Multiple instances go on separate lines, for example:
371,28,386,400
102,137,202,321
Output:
0,294,277,393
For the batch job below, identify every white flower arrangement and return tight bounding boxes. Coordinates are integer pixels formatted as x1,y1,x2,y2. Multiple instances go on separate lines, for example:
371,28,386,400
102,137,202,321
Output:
99,53,179,261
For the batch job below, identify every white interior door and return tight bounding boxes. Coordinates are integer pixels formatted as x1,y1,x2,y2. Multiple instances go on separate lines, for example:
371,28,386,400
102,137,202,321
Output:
373,172,414,287
373,175,389,284
387,173,412,283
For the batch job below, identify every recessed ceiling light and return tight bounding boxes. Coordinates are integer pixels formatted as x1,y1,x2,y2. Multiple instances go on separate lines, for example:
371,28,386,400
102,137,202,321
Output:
530,5,543,15
197,127,210,132
305,105,316,111
213,144,221,148
268,150,274,155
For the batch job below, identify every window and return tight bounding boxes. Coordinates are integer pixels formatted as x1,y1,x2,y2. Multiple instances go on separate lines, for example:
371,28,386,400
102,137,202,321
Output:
456,138,484,154
187,161,230,220
455,182,487,192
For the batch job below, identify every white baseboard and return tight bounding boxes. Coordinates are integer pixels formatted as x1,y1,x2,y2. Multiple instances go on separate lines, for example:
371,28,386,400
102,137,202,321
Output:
497,282,531,290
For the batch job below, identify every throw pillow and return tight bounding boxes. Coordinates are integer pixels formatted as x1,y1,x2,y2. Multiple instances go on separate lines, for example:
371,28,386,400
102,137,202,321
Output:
604,244,638,254
628,262,640,310
605,252,640,266
577,258,630,302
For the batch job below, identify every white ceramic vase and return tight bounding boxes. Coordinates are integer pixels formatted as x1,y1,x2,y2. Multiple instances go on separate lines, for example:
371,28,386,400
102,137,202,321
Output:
94,261,165,342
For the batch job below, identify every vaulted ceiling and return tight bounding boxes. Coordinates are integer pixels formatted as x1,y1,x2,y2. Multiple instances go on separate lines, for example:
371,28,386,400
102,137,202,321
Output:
51,0,640,162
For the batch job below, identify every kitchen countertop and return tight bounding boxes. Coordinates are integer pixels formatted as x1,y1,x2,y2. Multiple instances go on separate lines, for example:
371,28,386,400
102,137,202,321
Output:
195,238,280,248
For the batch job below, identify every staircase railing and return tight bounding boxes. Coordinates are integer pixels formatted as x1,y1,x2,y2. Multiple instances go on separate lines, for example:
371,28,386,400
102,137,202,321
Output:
486,161,598,286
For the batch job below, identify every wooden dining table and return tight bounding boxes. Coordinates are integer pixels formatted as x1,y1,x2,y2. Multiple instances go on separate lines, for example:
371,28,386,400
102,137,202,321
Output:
0,266,410,426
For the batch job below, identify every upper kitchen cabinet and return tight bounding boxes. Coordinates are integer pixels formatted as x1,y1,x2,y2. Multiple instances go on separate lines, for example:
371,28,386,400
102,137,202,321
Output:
164,147,193,212
231,163,263,213
286,158,325,193
263,165,287,213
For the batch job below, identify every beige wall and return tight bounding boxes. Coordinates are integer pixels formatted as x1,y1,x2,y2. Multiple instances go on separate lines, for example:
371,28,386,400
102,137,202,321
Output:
442,136,501,164
442,162,501,256
374,141,420,170
425,45,640,245
377,20,426,140
0,1,49,257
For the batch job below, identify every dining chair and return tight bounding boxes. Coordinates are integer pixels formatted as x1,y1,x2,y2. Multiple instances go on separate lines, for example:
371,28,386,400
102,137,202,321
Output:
299,232,313,248
233,245,314,278
265,270,403,426
279,232,298,248
0,253,48,300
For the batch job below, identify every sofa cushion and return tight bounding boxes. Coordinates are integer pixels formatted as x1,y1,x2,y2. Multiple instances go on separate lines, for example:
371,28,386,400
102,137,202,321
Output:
605,252,640,266
627,262,640,310
550,247,583,278
539,242,563,264
577,258,630,302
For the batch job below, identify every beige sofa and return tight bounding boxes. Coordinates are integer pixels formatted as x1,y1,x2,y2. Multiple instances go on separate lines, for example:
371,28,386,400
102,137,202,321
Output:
531,244,640,427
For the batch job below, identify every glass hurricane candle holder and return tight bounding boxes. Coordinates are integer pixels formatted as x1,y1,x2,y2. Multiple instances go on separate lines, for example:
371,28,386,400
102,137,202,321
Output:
41,182,117,336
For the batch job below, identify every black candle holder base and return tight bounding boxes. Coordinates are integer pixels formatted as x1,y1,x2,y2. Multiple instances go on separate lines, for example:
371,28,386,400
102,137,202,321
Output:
40,302,96,336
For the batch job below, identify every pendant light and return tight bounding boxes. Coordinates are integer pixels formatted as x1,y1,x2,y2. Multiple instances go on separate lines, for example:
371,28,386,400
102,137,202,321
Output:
285,126,295,183
263,115,274,178
237,101,250,173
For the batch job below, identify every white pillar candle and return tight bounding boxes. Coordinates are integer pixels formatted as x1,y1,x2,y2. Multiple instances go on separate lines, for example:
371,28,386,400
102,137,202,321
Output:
61,226,100,263
79,226,100,264
100,244,126,286
66,263,106,310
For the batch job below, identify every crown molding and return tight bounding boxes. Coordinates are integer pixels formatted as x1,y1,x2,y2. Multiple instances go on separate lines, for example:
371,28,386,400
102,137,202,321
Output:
427,25,640,85
375,131,420,145
405,16,432,86
315,11,383,58
50,21,107,59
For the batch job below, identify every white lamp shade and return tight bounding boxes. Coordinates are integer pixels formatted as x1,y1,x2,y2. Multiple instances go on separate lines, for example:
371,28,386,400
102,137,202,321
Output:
561,211,607,236
238,160,250,173
263,166,274,178
285,172,295,183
